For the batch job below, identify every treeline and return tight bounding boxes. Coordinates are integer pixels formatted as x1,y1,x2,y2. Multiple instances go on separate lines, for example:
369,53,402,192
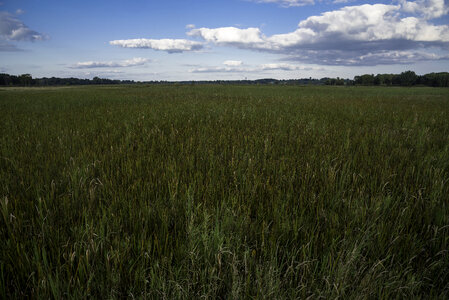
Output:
178,78,330,85
1,71,448,87
0,74,135,86
0,74,332,86
336,71,449,87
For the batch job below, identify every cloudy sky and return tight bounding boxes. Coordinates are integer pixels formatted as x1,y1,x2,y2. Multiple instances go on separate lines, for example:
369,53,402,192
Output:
1,0,448,80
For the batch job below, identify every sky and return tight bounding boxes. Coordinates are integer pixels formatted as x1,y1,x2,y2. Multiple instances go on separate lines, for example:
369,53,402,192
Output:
1,0,448,81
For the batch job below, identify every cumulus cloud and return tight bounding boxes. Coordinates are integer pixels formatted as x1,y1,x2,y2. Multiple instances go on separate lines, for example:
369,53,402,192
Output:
187,2,449,65
249,0,315,7
223,60,243,66
109,38,203,53
188,27,265,46
72,57,150,69
190,4,448,48
110,1,448,66
0,11,46,41
185,24,195,29
283,3,449,44
399,0,449,19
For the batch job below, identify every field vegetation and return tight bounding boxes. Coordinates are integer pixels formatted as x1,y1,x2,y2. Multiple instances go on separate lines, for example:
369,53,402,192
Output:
1,85,448,298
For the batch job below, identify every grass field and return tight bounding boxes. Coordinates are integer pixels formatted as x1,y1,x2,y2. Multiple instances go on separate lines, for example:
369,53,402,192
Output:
1,85,449,298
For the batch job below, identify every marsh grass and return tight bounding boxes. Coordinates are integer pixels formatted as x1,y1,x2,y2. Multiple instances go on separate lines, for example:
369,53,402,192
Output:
1,85,448,298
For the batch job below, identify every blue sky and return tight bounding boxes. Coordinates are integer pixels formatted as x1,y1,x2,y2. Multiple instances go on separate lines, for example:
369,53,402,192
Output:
1,0,448,80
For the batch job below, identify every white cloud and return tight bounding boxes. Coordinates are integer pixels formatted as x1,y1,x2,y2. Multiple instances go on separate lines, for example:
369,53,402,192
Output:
262,3,449,50
15,9,24,15
110,38,203,53
249,0,315,7
188,27,265,45
286,3,449,43
0,11,47,41
223,60,243,66
260,63,313,70
187,3,449,65
190,66,246,73
72,57,150,69
399,0,449,19
110,1,449,67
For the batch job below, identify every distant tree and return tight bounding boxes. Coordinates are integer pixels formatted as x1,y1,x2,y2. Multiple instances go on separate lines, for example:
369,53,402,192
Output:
354,74,375,85
18,74,33,86
398,71,418,86
92,76,101,84
325,77,346,85
0,73,12,85
421,72,449,87
374,75,381,85
373,74,395,86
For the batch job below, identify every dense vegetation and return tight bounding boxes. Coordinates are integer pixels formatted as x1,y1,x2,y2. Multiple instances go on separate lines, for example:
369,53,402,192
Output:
0,73,136,86
353,71,449,87
1,70,449,87
1,85,448,298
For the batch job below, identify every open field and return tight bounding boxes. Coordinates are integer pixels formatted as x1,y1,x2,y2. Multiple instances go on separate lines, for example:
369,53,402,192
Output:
1,85,449,298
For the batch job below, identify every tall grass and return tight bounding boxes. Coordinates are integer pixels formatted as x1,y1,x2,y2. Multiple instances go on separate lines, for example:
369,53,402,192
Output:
1,85,448,298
